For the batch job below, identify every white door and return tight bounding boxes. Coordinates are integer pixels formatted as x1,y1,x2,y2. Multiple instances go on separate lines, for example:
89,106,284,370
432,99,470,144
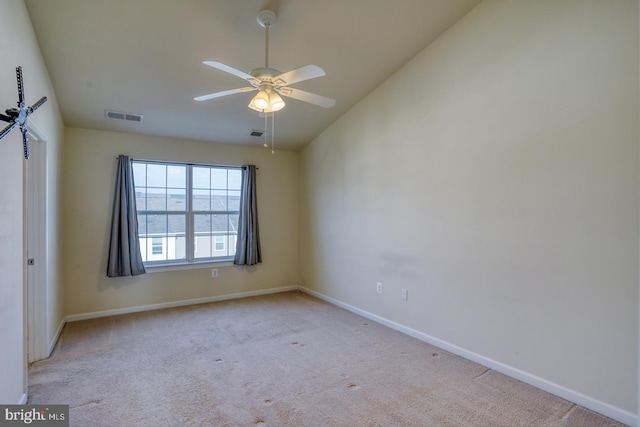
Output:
25,135,47,363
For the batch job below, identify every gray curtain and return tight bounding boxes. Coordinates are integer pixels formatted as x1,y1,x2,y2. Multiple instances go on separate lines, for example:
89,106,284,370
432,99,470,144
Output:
234,165,262,265
107,155,146,277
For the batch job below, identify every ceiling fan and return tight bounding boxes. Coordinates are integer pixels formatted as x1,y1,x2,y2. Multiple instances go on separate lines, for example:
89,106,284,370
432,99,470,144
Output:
194,10,335,112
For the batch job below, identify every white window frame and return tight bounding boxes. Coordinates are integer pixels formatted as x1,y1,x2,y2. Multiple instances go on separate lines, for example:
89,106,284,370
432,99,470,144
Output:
133,160,241,268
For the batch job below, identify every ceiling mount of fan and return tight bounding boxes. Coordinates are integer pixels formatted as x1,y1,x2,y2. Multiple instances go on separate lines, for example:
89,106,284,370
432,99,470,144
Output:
194,9,335,110
256,10,276,28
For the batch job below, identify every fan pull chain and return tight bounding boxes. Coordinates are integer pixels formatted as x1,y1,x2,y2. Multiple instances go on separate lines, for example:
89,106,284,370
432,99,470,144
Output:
264,113,268,148
271,112,275,154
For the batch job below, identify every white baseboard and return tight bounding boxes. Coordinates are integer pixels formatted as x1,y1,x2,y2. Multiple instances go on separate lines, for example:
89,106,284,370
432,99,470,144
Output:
48,318,66,357
299,286,638,427
65,286,299,323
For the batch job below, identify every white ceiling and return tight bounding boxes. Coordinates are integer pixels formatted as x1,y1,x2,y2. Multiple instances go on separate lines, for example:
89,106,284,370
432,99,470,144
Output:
25,0,481,151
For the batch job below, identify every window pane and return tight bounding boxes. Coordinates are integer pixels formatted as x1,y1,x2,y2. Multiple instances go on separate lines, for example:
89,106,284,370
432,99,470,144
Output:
167,165,186,188
167,188,186,211
139,238,148,262
174,236,186,259
137,214,147,236
212,214,229,233
145,236,165,261
211,168,227,189
194,235,212,258
147,164,166,187
146,187,166,211
135,187,146,211
132,163,146,187
168,214,185,234
194,214,212,260
168,215,186,260
214,235,225,251
193,189,210,211
211,189,226,210
138,214,150,262
228,190,240,211
228,169,242,190
152,237,163,255
194,214,211,234
147,214,167,235
228,234,237,256
229,213,239,233
193,167,210,189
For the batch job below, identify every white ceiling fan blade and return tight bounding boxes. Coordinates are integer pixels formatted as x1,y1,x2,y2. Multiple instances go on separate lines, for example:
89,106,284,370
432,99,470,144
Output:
279,87,335,108
194,87,256,102
203,61,255,82
273,65,326,86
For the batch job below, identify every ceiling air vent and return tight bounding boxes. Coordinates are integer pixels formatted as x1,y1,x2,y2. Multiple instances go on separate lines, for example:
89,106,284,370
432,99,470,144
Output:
250,129,273,138
105,110,143,123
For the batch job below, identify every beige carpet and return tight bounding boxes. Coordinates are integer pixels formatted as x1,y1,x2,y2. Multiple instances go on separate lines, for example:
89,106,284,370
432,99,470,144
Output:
29,291,624,427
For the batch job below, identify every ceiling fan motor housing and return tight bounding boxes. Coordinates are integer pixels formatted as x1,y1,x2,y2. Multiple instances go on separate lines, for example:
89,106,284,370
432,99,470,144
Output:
250,68,282,80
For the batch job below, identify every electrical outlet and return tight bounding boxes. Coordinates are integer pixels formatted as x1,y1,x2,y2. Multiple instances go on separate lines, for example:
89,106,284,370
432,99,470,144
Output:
401,288,408,301
376,282,383,294
211,268,218,278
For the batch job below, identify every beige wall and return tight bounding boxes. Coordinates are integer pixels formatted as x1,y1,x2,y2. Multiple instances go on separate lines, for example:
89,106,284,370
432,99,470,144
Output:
0,0,64,404
62,127,300,315
301,0,638,418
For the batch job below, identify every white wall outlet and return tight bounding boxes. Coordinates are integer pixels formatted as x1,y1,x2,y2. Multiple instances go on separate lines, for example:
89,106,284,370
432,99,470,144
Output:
376,282,383,294
401,288,408,301
211,268,218,278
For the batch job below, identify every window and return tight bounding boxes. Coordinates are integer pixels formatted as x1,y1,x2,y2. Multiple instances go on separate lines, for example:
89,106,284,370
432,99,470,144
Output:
133,160,241,265
151,237,163,255
214,235,225,252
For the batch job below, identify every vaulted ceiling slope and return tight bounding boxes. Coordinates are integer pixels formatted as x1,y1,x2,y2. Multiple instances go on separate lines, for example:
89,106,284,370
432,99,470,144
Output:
25,0,481,150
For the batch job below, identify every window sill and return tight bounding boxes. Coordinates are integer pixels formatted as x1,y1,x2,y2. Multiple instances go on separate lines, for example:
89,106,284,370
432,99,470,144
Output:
144,259,235,274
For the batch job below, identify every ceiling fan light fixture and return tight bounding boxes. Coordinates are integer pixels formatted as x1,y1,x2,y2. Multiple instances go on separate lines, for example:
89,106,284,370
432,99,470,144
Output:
269,92,285,111
248,89,285,112
249,90,270,110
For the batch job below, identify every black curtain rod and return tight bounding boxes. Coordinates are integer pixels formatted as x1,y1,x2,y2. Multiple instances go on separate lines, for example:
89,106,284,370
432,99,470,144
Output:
115,156,257,169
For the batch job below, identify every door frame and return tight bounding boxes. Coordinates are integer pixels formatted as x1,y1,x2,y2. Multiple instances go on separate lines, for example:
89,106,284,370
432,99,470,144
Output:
24,121,48,364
